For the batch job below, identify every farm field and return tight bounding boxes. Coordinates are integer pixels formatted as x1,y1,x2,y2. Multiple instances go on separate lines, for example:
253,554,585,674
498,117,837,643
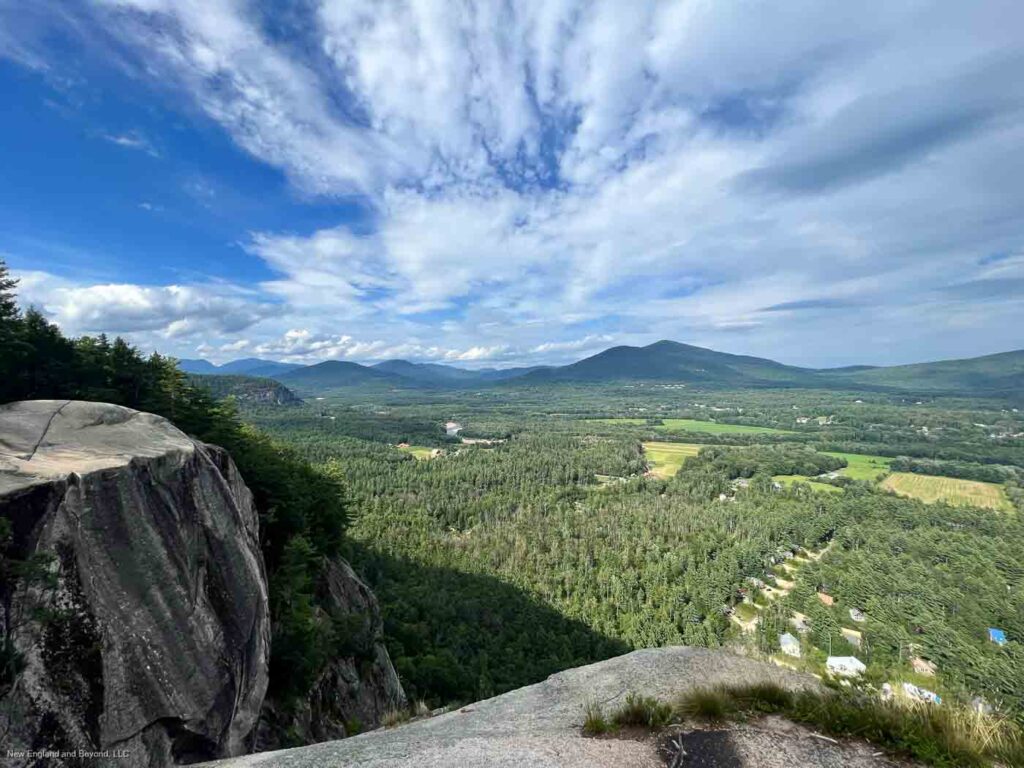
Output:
880,472,1012,511
824,451,892,480
655,418,790,435
642,441,702,479
773,474,843,493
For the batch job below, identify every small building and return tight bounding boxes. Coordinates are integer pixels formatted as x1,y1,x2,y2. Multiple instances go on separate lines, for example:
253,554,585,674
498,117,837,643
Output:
841,628,862,648
779,632,801,658
445,421,463,437
826,656,866,678
817,591,834,607
988,628,1007,646
397,442,410,448
911,657,937,677
849,608,867,623
902,682,941,705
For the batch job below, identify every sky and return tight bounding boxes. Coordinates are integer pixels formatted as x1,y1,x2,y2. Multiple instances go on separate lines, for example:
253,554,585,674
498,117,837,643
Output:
0,1,1022,369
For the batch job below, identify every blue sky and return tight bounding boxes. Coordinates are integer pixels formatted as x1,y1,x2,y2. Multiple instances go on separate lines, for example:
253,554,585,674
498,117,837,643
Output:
1,1,1022,368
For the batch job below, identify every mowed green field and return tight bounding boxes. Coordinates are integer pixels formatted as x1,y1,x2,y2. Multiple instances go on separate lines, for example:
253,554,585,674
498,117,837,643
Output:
774,474,843,494
643,441,703,479
881,472,1012,511
824,451,892,480
655,419,790,435
397,445,434,460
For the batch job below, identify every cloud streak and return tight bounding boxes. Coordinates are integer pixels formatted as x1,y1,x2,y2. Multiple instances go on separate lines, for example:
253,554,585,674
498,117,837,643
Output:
2,1,1023,367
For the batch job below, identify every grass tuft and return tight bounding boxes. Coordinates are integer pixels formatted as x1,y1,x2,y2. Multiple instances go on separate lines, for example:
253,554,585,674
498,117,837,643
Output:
584,682,1024,767
675,688,734,722
672,684,1024,768
582,700,613,735
611,692,674,729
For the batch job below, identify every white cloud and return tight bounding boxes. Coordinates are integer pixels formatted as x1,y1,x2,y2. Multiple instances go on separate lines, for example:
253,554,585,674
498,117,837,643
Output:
4,1,1023,366
102,130,159,157
14,270,274,339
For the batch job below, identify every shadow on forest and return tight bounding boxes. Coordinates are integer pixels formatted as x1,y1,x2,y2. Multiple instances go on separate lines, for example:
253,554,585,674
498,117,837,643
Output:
343,540,630,706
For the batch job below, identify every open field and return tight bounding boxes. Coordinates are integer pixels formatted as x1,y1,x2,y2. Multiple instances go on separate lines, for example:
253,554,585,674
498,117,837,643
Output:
774,474,843,494
642,441,702,479
881,472,1012,511
824,451,892,480
655,418,790,435
397,445,435,460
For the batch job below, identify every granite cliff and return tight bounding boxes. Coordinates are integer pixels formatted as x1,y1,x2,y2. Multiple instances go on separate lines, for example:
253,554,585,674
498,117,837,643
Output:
0,401,402,766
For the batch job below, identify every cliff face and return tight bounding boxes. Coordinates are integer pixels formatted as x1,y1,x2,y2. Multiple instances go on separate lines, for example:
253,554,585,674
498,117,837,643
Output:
0,401,269,766
0,400,406,766
256,558,406,750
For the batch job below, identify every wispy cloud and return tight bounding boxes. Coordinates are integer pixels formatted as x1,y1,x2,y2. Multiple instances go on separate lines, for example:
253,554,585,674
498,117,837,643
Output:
102,130,159,157
2,1,1023,366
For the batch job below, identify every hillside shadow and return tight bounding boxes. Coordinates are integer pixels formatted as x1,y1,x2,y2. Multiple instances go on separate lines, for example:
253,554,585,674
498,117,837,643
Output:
342,541,630,706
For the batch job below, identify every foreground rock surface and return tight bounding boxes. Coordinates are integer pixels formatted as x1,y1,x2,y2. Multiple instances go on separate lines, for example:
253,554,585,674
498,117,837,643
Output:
0,400,270,766
202,647,902,768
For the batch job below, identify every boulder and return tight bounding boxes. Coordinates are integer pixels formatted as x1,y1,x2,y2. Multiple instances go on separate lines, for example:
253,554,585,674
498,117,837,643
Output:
0,400,270,766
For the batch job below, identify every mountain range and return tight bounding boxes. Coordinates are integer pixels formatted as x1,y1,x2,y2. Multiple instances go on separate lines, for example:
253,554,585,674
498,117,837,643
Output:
179,342,1024,398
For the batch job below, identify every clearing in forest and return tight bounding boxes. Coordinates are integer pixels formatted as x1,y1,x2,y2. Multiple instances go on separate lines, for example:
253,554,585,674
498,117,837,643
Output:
774,474,843,494
880,472,1012,511
643,441,703,479
655,418,790,435
824,451,892,480
397,444,435,460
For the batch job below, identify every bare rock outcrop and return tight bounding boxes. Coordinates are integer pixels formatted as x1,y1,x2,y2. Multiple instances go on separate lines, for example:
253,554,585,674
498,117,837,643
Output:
0,400,271,766
201,647,903,768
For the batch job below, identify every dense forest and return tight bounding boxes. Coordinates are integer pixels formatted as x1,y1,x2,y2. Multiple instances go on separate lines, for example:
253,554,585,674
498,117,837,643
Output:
248,400,1024,721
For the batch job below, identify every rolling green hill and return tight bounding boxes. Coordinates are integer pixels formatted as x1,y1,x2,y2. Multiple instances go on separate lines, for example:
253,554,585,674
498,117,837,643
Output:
520,340,818,387
276,360,412,390
827,349,1024,396
191,343,1024,398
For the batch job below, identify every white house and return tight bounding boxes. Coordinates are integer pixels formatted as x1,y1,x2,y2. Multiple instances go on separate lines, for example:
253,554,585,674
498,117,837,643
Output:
826,656,866,678
779,632,801,658
445,421,463,437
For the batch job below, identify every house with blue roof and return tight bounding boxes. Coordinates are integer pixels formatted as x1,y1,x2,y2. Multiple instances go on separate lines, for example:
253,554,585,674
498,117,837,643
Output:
988,628,1007,646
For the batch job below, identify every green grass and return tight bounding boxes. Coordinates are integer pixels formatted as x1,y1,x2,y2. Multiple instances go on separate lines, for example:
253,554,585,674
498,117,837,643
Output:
397,444,435,460
773,474,844,494
824,451,893,481
655,418,790,435
633,683,1024,767
642,441,703,479
582,693,674,736
734,602,759,621
881,472,1012,511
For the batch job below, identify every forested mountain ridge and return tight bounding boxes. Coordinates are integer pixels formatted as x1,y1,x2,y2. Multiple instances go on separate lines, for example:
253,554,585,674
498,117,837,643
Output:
179,357,303,377
189,341,1024,398
827,348,1024,395
186,373,302,405
519,340,817,386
